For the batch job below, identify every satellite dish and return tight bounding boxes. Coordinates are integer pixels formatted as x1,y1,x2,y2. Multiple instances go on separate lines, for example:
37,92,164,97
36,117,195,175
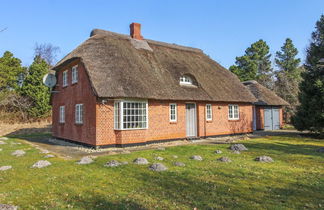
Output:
43,73,57,88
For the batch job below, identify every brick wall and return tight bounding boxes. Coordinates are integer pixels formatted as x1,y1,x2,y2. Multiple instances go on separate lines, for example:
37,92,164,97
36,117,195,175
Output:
95,100,253,146
52,60,97,145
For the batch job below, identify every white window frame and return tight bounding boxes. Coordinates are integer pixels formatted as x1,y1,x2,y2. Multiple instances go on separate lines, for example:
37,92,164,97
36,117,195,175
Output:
180,75,193,85
59,106,65,123
206,104,212,121
62,70,68,87
114,100,148,130
169,103,177,122
228,104,239,120
75,104,84,124
71,65,78,84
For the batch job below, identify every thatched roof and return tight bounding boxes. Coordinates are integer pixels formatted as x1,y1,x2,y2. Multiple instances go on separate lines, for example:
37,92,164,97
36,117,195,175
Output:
242,80,289,106
53,29,256,102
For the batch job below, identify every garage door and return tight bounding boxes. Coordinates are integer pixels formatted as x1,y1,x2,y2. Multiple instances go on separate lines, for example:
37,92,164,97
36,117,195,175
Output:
264,108,280,130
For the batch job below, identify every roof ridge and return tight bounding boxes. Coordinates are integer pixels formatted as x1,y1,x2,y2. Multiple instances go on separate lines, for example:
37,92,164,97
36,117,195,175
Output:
90,29,203,53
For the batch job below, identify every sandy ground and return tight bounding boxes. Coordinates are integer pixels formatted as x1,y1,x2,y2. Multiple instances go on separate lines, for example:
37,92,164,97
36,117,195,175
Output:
0,121,51,137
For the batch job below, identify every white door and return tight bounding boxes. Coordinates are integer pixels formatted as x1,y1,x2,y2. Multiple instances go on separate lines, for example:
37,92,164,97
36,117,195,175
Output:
253,106,257,130
186,103,197,137
264,107,280,130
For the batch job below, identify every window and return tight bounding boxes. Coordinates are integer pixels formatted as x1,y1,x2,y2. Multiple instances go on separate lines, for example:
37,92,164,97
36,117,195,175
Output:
63,70,68,87
180,75,193,85
59,106,65,123
72,65,78,84
169,103,177,122
206,104,212,121
75,104,83,124
228,104,239,120
114,100,148,130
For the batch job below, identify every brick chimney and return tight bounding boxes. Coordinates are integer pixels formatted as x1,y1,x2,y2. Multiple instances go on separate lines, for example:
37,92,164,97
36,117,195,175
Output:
130,22,143,40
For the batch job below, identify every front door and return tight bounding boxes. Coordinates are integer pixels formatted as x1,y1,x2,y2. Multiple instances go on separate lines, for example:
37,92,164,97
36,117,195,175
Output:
186,103,197,137
272,109,280,130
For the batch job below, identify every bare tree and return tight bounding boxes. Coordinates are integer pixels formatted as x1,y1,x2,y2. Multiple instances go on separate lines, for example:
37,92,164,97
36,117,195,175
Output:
34,43,60,66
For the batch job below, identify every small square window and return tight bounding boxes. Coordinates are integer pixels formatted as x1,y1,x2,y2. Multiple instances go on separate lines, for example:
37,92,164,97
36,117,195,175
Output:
228,104,239,120
170,103,177,122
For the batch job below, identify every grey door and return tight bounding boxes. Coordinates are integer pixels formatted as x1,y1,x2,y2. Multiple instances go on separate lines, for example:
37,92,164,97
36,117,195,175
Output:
186,103,197,137
264,108,273,130
272,109,280,130
264,107,280,130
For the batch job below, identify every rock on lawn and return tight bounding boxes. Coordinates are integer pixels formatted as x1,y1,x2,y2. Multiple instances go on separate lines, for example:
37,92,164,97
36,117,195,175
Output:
229,144,248,151
174,162,185,167
255,156,274,162
31,160,51,168
214,150,222,154
149,163,168,171
77,156,94,165
11,150,26,157
0,166,12,171
0,204,18,210
155,156,164,161
44,154,55,158
218,157,232,162
190,155,203,161
133,158,149,165
104,160,121,167
0,137,8,140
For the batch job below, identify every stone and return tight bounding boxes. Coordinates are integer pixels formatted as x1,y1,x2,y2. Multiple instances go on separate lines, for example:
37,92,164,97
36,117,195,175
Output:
155,156,164,161
104,160,121,167
44,154,55,158
11,150,26,157
229,144,248,151
0,204,18,210
255,156,274,162
214,150,222,154
31,160,51,168
172,155,178,159
0,166,12,171
0,141,6,145
232,150,241,154
133,157,149,165
316,148,324,153
77,156,94,165
0,137,8,140
218,157,232,162
40,149,50,154
156,147,165,151
190,155,203,161
174,162,185,167
149,163,168,172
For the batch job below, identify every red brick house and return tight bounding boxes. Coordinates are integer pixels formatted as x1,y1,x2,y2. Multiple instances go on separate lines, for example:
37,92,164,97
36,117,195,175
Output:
243,80,289,130
51,23,257,147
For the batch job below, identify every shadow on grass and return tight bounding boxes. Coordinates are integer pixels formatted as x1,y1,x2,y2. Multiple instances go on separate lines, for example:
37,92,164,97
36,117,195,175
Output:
7,127,53,146
246,141,324,157
69,195,148,210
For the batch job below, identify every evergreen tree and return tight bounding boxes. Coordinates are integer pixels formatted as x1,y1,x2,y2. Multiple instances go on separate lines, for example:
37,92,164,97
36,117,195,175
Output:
0,51,25,91
293,15,324,134
20,56,51,118
275,38,302,122
229,39,274,89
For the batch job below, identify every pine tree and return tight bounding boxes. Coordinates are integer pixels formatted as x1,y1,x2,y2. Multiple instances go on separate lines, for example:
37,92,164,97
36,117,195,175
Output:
0,51,25,91
20,56,51,118
293,15,324,134
229,39,274,89
275,38,301,122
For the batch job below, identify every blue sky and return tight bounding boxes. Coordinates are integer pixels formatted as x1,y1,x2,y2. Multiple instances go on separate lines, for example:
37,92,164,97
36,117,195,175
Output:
0,0,323,68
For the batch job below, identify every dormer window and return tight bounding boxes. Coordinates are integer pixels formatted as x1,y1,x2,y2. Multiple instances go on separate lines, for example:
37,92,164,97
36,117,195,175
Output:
180,75,193,85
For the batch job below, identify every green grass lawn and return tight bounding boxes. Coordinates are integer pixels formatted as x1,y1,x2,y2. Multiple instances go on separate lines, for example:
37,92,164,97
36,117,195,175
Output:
0,135,323,209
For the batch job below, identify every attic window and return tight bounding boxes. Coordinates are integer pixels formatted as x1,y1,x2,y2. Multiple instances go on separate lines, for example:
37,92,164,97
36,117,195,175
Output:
180,75,194,85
